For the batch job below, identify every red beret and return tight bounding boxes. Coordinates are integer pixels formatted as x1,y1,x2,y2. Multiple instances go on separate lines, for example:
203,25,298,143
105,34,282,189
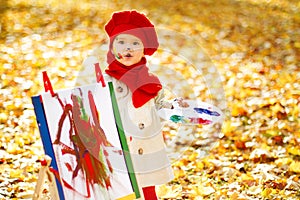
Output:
105,10,159,56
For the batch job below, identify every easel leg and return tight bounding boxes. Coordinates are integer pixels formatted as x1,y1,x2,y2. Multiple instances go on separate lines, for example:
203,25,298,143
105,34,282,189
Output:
33,165,47,200
33,155,60,200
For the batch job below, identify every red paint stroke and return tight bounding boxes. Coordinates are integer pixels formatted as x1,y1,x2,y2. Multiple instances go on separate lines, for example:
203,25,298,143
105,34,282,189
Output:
49,167,62,185
189,117,212,125
117,53,123,59
53,88,116,198
114,149,123,155
65,163,73,172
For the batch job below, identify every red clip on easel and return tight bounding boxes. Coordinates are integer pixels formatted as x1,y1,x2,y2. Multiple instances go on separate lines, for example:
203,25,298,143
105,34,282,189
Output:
43,71,57,97
94,63,106,87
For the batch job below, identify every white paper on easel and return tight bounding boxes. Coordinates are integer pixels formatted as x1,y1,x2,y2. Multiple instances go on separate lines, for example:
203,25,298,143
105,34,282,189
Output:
41,83,135,200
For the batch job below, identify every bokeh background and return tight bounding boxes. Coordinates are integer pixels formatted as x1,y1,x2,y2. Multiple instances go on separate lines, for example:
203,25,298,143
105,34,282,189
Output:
0,0,299,199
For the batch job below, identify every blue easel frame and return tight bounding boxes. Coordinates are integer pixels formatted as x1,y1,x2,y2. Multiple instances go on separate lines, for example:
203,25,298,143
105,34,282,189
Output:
31,96,65,200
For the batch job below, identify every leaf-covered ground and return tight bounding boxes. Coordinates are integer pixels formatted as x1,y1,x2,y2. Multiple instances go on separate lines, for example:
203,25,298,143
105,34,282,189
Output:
0,0,299,199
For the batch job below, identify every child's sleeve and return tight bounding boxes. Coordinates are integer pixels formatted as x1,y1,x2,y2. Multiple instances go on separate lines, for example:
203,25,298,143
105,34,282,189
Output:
154,89,173,110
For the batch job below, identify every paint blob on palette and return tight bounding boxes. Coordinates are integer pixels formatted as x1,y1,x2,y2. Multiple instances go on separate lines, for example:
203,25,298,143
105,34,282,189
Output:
158,100,223,125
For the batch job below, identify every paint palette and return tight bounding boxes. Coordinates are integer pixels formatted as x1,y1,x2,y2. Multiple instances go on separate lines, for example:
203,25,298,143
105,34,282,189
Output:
158,100,223,125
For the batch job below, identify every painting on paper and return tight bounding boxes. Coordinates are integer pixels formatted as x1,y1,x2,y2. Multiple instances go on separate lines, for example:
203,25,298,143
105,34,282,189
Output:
41,83,136,200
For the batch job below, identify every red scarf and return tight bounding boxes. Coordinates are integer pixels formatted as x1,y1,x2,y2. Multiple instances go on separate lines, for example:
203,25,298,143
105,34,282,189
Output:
105,53,162,108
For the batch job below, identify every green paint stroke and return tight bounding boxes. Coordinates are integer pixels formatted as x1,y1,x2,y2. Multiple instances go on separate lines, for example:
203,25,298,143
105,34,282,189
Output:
170,115,185,123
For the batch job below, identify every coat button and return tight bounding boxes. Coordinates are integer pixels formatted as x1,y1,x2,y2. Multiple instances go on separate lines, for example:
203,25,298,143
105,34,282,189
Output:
116,86,123,93
138,148,143,155
138,123,145,130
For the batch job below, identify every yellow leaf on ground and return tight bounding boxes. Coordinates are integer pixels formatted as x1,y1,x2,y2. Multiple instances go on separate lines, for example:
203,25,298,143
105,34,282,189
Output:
156,185,182,198
289,161,300,173
288,147,300,156
193,184,215,196
275,158,293,167
261,188,272,198
196,161,204,170
241,173,254,181
10,169,22,178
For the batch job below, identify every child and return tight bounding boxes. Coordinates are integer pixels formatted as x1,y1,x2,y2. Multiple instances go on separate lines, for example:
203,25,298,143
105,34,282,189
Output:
104,10,174,199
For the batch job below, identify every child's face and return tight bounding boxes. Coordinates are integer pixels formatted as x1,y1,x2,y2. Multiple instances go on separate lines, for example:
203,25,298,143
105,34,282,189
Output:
112,34,144,66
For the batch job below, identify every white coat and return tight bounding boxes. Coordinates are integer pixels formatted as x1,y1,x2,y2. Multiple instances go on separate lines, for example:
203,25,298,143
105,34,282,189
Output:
105,74,174,188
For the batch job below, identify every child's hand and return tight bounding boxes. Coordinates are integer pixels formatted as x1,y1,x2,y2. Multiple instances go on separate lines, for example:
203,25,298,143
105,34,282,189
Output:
174,98,189,108
162,101,173,109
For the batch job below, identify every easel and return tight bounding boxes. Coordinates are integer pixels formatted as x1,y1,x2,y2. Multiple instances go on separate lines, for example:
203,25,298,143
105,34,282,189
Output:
33,155,60,200
32,65,140,199
32,65,105,200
